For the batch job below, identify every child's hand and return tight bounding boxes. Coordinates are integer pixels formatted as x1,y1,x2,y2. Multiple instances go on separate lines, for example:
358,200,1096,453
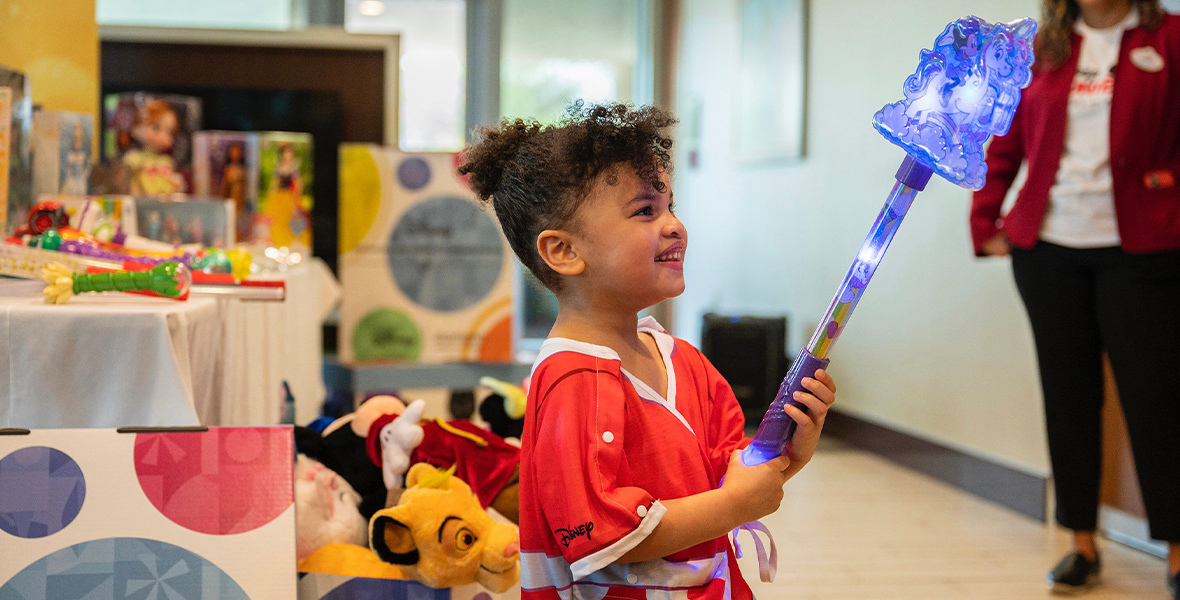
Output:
720,449,790,525
784,369,837,471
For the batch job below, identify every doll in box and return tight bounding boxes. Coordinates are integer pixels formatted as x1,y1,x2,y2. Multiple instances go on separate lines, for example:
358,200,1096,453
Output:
122,99,185,195
220,141,249,235
62,119,90,195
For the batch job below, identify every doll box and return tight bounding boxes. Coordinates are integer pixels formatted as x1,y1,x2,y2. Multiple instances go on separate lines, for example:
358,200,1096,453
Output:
32,110,94,197
102,92,202,168
101,93,201,195
48,194,138,242
0,427,296,599
1,66,33,235
192,130,268,245
0,87,10,234
256,132,314,250
135,195,237,248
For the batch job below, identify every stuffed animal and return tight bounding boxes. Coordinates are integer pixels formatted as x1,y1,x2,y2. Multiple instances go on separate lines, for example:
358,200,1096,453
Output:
369,463,520,592
295,395,419,519
294,455,368,561
477,377,526,441
297,394,521,523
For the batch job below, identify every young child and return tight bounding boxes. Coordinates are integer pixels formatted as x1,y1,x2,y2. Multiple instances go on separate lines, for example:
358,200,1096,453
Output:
459,102,837,599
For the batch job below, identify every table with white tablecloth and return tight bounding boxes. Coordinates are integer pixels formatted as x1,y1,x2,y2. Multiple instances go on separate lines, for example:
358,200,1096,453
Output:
0,259,340,429
0,279,222,428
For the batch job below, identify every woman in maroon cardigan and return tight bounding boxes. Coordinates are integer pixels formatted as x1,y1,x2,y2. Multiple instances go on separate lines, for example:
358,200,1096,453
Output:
971,0,1180,595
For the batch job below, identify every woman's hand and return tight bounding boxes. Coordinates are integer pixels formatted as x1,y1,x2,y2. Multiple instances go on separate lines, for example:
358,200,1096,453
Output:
784,369,837,474
981,232,1012,257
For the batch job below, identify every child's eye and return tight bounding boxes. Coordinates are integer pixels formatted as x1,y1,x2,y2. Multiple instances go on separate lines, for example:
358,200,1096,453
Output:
668,201,676,214
633,206,654,217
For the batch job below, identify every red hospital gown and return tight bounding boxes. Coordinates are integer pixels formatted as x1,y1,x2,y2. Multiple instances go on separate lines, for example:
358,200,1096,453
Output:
520,317,754,599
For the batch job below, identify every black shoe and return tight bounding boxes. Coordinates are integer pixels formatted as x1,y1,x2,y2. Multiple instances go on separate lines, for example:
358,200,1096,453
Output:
1168,571,1178,600
1047,552,1101,594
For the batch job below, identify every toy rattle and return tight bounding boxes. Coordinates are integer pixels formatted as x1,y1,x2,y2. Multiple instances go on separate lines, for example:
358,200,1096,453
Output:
743,16,1038,465
41,261,191,304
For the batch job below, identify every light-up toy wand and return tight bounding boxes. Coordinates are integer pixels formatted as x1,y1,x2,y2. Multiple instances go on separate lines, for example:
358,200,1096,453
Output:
743,16,1038,466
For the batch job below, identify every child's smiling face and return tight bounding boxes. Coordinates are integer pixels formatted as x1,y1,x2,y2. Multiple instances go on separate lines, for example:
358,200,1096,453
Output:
570,164,686,310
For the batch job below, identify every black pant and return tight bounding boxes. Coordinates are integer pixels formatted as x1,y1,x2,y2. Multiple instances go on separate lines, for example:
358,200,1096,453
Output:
1012,242,1180,542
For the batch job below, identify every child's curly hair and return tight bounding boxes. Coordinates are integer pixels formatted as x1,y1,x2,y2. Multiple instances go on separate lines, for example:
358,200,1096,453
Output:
458,101,677,291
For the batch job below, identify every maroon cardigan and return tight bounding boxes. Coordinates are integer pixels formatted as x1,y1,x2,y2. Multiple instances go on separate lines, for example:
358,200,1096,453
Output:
970,14,1180,255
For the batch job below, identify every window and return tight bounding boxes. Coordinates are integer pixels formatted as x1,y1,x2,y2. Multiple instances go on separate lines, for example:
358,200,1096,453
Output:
97,0,295,29
345,0,467,152
501,0,656,350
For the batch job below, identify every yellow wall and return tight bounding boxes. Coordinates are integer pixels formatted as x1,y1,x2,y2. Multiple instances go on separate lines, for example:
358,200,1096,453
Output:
0,0,99,124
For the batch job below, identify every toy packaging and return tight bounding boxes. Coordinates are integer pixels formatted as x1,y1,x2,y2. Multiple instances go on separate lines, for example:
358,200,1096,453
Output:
32,110,94,197
136,196,236,248
51,195,137,242
255,132,313,250
0,88,10,234
102,92,202,195
0,427,296,599
193,130,260,242
1,66,33,235
337,146,513,364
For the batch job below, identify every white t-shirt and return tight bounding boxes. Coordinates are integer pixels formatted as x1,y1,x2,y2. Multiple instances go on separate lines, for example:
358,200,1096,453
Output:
1040,8,1139,248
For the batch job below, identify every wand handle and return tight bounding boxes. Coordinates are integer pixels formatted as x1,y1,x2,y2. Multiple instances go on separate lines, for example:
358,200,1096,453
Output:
742,157,933,466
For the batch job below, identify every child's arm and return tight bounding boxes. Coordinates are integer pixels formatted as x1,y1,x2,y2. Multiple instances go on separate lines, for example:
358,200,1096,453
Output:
617,451,791,563
618,368,837,563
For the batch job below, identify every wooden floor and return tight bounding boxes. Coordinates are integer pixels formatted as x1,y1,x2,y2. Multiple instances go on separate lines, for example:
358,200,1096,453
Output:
736,439,1171,600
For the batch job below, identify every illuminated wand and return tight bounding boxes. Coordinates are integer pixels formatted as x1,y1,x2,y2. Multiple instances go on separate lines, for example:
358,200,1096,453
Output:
743,16,1038,466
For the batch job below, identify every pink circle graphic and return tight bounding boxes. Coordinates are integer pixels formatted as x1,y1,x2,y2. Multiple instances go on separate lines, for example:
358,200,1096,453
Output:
133,428,293,535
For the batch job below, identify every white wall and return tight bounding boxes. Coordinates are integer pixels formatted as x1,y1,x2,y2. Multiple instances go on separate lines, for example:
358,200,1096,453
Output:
674,0,1050,475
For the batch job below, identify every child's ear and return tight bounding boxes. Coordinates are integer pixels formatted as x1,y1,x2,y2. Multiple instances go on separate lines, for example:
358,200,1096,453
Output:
536,230,585,276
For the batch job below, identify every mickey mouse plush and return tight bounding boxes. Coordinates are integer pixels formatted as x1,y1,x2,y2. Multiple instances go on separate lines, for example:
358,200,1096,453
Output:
295,394,520,523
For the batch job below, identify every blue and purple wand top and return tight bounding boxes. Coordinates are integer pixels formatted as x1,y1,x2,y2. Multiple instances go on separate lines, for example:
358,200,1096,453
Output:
742,16,1037,467
874,16,1037,190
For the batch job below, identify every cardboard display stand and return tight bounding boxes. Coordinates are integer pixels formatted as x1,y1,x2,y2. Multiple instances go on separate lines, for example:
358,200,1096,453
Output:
0,427,296,599
337,146,513,364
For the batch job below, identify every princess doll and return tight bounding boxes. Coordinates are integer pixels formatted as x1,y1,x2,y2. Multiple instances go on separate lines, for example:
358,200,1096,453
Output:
122,99,185,195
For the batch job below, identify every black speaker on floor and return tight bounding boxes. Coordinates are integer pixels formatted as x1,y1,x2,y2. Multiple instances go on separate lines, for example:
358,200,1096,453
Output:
700,313,789,426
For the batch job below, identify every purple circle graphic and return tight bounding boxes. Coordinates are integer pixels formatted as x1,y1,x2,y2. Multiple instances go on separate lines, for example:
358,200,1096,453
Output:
0,446,86,538
398,157,432,190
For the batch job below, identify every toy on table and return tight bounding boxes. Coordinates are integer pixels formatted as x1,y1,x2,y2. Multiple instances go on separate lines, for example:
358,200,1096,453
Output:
40,260,190,304
743,16,1038,466
29,228,195,266
12,200,69,238
368,463,520,592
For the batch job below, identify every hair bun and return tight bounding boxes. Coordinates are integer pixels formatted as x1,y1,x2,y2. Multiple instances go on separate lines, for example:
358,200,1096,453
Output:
458,118,542,201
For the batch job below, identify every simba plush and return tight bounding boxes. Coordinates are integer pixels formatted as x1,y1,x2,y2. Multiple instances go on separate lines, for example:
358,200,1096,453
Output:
369,463,520,592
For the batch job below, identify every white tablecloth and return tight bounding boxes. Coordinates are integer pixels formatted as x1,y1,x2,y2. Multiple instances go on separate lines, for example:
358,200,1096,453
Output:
0,279,222,428
0,258,340,428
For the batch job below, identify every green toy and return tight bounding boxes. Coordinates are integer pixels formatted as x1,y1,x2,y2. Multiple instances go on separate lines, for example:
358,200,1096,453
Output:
41,261,191,304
